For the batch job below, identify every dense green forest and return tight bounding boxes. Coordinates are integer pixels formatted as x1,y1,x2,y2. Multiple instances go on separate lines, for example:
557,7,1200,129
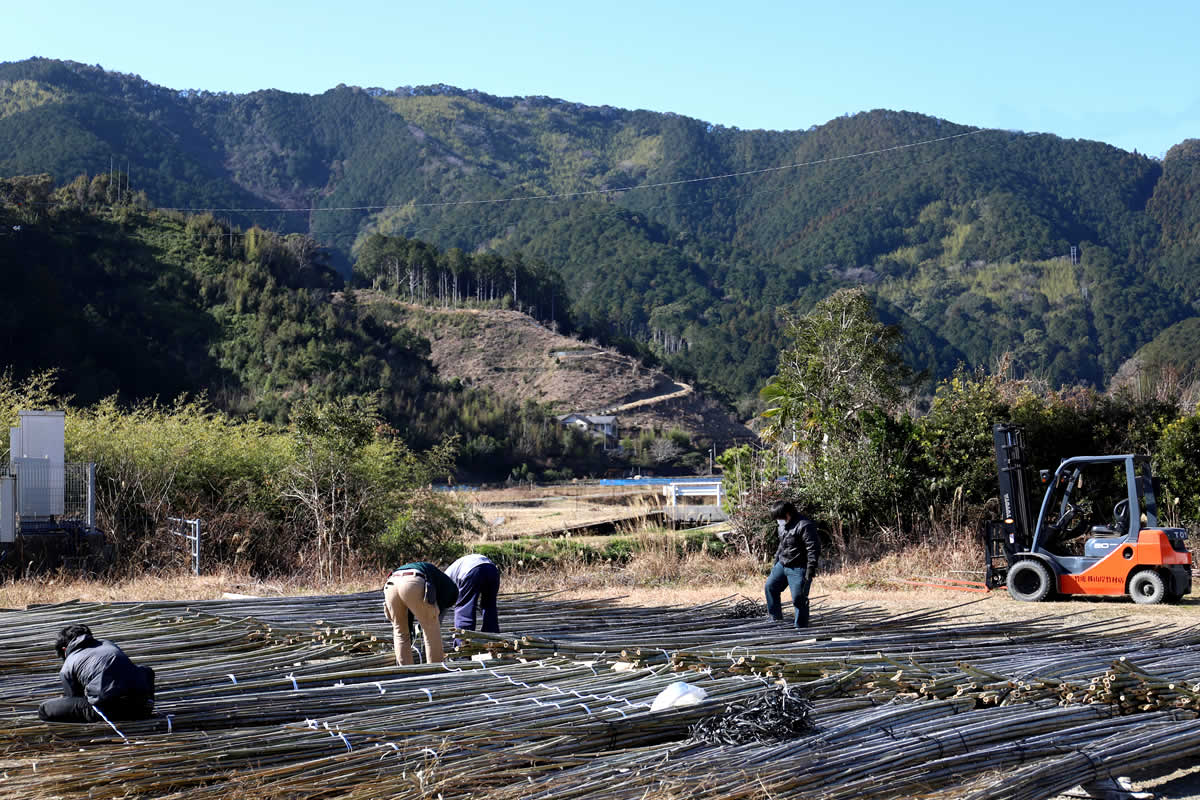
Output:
0,175,620,480
3,58,1199,401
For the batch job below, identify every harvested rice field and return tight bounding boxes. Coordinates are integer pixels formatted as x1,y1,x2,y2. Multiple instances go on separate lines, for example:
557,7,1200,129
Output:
465,483,665,540
5,590,1200,799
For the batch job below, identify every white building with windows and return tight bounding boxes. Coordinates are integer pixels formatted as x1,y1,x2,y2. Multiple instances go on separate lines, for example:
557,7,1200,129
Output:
557,413,619,450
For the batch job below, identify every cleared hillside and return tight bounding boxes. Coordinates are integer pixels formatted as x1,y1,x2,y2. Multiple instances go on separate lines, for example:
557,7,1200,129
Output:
358,292,754,445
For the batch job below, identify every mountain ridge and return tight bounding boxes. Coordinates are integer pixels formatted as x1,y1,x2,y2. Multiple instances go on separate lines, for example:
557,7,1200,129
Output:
4,57,1199,400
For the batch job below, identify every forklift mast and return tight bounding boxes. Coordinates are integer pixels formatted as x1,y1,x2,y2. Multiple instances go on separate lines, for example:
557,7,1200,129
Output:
993,423,1034,548
984,423,1036,587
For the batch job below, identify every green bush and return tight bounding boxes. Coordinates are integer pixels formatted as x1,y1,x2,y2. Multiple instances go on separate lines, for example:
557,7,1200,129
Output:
2,370,475,575
374,488,473,567
1155,412,1200,523
473,535,643,571
474,541,557,570
68,395,292,569
913,367,1011,506
683,530,728,556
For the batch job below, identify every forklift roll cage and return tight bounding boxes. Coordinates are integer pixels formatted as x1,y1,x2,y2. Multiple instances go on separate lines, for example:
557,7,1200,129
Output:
985,423,1191,602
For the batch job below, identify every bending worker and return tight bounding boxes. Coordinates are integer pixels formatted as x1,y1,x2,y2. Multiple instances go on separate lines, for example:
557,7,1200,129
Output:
383,561,458,665
39,624,156,723
445,553,501,635
764,501,821,628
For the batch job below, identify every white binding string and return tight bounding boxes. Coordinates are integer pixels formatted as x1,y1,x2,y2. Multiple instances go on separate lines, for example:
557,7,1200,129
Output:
89,704,127,741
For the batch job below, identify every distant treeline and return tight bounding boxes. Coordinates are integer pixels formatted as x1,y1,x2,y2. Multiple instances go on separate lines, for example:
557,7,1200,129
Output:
354,234,573,332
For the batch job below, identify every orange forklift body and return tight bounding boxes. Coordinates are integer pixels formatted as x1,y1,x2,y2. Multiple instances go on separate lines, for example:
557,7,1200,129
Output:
1058,530,1192,596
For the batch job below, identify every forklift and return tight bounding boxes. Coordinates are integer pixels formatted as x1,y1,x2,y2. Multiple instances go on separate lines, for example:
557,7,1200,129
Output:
984,423,1191,604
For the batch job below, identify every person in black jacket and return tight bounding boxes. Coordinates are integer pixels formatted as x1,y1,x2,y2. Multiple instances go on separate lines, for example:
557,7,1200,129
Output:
764,501,821,628
38,624,155,723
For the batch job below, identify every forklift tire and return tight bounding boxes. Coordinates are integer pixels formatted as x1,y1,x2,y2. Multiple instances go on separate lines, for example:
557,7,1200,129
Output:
1006,560,1053,602
1129,570,1166,605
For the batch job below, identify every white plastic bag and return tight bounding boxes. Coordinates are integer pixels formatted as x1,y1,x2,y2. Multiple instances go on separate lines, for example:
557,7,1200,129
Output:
649,681,708,711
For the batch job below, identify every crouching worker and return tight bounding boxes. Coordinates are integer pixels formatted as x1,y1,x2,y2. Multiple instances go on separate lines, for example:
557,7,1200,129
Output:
39,624,155,723
383,562,458,665
764,501,821,628
446,553,501,646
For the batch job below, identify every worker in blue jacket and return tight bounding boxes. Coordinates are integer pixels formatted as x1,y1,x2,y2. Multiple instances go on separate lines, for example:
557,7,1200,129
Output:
39,624,155,723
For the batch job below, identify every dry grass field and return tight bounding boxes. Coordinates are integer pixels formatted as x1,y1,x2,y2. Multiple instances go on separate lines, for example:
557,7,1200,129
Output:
6,538,1200,631
462,482,667,540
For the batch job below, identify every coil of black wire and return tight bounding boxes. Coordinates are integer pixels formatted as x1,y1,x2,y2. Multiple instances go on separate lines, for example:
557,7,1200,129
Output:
720,596,767,618
690,684,814,744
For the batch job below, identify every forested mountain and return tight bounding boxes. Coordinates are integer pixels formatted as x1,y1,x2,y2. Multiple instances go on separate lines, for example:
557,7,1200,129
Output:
1,180,642,481
3,57,1199,399
0,174,431,424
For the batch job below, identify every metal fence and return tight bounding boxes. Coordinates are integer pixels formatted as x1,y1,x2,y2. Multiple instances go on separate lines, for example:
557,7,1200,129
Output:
167,517,202,575
0,461,96,526
64,463,95,524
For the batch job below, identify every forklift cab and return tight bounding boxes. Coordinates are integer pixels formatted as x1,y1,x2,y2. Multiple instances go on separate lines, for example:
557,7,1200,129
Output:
1035,456,1153,567
985,423,1191,604
1018,454,1191,603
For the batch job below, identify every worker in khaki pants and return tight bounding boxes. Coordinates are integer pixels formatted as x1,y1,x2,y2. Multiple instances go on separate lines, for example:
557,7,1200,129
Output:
383,562,459,665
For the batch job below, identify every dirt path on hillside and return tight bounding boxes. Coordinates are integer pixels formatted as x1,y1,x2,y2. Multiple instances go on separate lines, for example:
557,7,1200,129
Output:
607,380,692,412
355,293,755,443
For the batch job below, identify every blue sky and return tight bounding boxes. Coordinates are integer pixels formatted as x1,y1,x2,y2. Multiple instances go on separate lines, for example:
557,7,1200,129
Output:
6,0,1197,158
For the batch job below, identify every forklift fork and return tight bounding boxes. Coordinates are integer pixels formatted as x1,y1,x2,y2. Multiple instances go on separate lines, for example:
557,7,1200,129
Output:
983,520,1017,589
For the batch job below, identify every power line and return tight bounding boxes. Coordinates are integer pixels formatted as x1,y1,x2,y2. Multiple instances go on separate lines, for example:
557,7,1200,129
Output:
8,126,993,253
157,128,992,215
375,138,963,248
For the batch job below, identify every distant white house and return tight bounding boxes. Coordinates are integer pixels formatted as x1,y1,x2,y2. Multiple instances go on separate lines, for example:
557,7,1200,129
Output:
557,413,619,450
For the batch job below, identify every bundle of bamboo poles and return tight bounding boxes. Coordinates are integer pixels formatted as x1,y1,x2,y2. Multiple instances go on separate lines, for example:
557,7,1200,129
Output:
5,591,1200,799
